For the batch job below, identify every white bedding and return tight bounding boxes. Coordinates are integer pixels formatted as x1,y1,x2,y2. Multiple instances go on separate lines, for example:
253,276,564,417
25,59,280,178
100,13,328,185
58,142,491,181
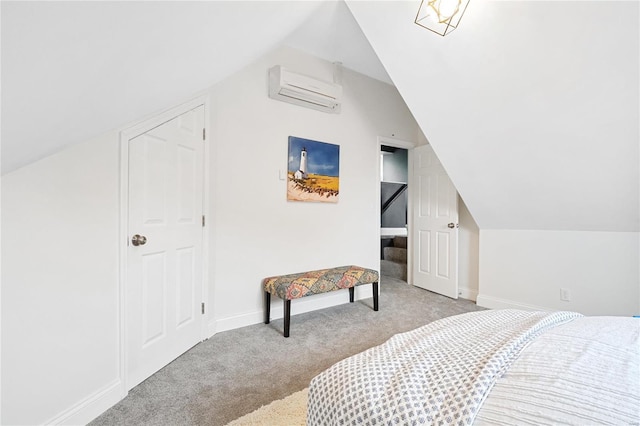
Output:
307,310,640,426
308,310,582,425
475,316,640,425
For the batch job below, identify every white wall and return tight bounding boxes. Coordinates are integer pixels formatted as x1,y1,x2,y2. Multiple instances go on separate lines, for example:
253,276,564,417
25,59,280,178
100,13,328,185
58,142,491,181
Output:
1,132,122,425
458,196,479,300
478,230,640,316
0,46,421,423
207,46,420,332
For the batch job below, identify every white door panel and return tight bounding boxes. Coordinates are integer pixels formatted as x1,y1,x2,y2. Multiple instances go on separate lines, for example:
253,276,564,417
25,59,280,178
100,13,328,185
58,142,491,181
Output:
127,105,205,389
418,230,431,274
412,144,458,299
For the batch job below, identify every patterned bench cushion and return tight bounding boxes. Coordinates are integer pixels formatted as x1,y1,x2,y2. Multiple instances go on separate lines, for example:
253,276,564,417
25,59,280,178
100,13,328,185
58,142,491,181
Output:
263,265,379,301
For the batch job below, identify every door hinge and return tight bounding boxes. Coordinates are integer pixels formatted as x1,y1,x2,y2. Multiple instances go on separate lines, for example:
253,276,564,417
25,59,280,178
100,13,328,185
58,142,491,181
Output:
201,302,205,315
202,215,205,227
202,128,206,141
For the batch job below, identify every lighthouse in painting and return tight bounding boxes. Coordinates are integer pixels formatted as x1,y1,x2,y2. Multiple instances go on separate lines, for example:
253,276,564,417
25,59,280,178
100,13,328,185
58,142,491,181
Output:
287,136,339,203
294,147,308,179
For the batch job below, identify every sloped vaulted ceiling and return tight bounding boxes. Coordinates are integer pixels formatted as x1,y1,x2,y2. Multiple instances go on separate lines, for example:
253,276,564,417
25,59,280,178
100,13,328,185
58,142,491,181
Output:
1,0,393,174
1,1,327,173
3,0,638,234
348,0,639,232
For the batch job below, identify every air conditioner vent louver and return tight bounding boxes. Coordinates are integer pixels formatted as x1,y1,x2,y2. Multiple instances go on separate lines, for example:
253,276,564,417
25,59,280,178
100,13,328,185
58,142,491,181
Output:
268,66,342,114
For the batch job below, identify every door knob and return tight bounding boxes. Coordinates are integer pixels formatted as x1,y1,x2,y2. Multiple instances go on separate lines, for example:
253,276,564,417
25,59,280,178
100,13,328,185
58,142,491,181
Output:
447,223,458,229
131,234,147,246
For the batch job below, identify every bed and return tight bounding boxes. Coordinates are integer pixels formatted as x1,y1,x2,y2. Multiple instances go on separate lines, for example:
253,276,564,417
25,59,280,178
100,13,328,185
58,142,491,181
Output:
307,309,640,425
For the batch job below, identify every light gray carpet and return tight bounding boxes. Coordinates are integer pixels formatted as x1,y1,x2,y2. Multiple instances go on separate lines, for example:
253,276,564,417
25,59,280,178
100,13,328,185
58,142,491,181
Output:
91,276,484,426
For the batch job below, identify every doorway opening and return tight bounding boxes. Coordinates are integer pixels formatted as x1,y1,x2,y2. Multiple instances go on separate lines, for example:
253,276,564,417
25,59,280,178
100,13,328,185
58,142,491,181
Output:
380,144,409,283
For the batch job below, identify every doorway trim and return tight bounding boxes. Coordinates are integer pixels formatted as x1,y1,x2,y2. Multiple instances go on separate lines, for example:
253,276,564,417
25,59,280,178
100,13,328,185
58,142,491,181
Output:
377,136,416,284
118,95,211,394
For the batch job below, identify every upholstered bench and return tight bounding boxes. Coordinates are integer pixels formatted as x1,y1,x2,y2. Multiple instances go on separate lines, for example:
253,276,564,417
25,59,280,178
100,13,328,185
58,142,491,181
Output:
263,265,380,337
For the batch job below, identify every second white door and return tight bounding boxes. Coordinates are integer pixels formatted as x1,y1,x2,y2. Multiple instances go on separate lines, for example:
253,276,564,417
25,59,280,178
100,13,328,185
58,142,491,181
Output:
127,105,205,389
411,144,459,299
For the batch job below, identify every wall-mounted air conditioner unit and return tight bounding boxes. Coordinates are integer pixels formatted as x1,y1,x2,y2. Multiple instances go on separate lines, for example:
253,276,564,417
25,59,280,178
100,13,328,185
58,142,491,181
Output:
268,65,342,114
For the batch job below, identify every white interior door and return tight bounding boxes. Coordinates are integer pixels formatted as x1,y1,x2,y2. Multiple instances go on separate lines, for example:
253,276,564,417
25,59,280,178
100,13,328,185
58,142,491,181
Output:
127,105,205,389
411,144,458,299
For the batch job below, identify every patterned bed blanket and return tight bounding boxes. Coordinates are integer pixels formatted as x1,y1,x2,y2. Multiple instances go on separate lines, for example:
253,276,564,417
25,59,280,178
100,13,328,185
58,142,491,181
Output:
307,309,581,426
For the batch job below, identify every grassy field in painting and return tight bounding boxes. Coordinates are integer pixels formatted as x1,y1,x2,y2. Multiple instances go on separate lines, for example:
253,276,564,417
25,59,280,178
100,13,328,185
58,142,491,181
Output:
287,172,339,202
297,173,339,191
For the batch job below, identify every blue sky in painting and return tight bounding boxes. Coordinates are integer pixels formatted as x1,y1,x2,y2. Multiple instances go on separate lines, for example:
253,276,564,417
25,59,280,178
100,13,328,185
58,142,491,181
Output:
288,136,340,177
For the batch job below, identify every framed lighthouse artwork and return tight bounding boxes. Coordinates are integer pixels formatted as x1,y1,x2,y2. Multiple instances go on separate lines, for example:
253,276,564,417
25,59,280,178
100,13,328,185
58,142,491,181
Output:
287,136,340,203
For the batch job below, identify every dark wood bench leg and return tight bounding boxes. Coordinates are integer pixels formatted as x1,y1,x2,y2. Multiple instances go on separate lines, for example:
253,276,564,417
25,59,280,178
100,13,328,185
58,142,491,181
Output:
283,300,291,338
373,281,379,311
349,287,355,303
264,291,271,324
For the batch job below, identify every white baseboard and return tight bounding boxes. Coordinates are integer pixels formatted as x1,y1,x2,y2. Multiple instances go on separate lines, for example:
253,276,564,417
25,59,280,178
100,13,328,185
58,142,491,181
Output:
215,310,263,333
46,378,125,425
207,318,217,339
458,286,478,302
213,288,372,334
476,294,549,311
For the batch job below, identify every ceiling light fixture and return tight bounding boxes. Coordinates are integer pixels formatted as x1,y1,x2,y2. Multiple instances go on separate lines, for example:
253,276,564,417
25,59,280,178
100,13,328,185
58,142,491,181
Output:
415,0,470,36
